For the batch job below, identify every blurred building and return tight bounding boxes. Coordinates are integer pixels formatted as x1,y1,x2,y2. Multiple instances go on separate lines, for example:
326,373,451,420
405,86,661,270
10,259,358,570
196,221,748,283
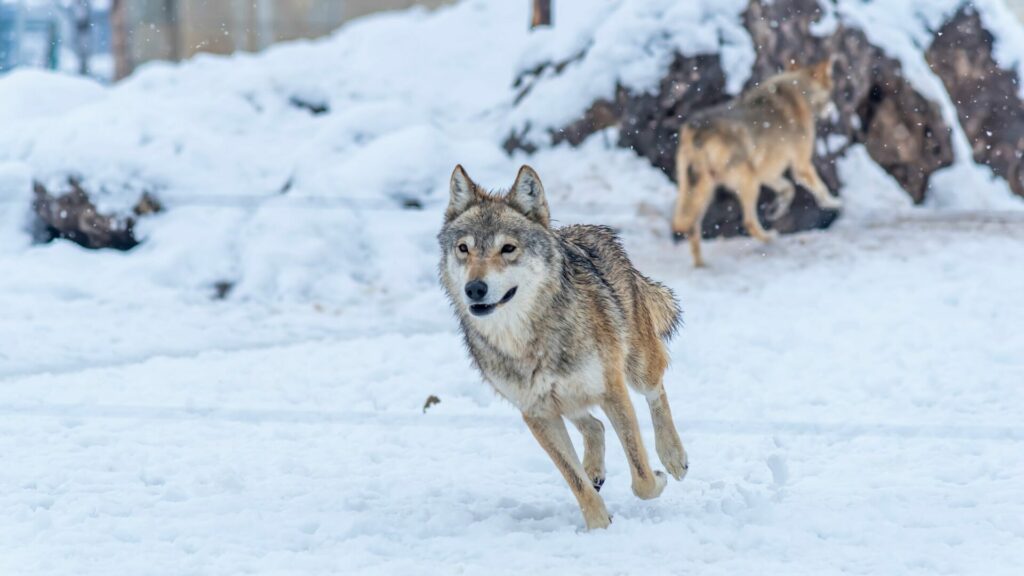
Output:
1009,0,1024,23
115,0,453,78
0,1,111,74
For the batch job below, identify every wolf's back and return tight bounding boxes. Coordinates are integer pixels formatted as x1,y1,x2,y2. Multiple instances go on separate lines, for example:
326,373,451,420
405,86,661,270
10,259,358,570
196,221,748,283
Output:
559,224,681,341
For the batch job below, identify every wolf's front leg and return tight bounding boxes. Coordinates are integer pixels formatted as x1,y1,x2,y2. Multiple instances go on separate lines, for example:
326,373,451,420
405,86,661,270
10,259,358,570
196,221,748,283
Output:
522,413,611,530
570,414,606,491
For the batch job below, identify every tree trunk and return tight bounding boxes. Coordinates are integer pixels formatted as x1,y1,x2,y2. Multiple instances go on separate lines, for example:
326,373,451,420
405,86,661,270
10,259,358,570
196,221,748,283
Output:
110,0,132,80
531,0,551,29
166,0,181,61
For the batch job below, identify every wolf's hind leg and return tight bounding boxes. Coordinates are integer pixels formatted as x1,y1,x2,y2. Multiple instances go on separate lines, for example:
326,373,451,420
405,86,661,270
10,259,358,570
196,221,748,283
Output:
689,219,706,268
673,173,714,268
629,344,688,481
570,414,606,491
767,176,796,221
522,413,611,530
646,388,688,481
793,159,843,210
602,367,667,500
738,181,777,242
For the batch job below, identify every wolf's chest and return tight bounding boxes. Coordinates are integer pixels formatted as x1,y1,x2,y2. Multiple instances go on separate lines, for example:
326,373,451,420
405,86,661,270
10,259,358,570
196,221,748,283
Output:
482,353,606,415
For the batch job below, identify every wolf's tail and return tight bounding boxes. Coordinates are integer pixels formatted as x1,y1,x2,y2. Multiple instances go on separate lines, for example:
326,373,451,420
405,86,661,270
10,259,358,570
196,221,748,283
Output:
641,279,682,340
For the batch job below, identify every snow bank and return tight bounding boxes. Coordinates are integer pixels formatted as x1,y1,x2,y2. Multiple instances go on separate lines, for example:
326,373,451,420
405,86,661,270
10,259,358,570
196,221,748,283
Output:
0,69,105,124
0,0,1021,306
834,0,1023,209
511,0,754,134
0,162,33,249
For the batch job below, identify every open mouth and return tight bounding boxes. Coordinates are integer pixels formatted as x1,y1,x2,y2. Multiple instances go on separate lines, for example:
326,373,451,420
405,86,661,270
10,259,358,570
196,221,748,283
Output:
469,287,518,317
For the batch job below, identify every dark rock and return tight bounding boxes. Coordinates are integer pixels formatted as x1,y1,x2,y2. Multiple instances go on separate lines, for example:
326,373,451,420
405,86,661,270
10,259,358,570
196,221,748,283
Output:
133,191,164,216
513,49,589,105
746,0,952,207
289,95,330,116
614,53,730,177
506,0,958,237
503,124,538,155
552,98,621,148
32,177,143,250
213,280,235,300
927,6,1024,199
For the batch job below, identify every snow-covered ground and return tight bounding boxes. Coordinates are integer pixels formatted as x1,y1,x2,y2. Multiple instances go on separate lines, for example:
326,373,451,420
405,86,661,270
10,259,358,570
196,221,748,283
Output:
3,212,1024,575
2,0,1024,573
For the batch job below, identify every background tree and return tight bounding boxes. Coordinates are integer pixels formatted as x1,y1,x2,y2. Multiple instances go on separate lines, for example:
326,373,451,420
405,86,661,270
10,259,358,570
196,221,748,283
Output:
531,0,551,29
109,0,132,80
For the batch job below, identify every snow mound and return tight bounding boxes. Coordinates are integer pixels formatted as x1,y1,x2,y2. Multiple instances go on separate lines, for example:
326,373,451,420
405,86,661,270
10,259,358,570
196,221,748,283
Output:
0,0,1021,305
510,0,754,134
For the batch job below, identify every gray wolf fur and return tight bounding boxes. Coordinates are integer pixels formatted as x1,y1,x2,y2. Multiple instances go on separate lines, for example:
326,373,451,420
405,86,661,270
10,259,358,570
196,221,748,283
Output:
438,164,688,530
672,58,843,267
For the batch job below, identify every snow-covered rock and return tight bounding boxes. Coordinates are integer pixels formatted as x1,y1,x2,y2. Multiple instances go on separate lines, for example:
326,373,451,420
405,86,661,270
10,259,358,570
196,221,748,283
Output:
0,0,1021,295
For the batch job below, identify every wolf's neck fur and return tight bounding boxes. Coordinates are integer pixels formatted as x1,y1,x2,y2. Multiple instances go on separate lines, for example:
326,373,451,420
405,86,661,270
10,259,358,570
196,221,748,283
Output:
765,73,818,117
468,306,536,358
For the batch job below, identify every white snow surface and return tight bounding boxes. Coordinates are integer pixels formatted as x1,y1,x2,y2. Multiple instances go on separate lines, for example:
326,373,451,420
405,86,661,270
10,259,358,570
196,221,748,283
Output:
3,214,1024,575
2,0,1024,574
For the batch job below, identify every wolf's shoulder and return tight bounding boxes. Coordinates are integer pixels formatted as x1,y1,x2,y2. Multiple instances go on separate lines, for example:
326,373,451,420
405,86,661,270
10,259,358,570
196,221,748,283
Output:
557,223,617,240
556,224,625,253
555,224,635,277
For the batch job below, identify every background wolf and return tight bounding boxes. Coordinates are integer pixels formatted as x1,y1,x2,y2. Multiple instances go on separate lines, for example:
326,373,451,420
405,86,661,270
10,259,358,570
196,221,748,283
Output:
672,58,844,267
438,165,688,530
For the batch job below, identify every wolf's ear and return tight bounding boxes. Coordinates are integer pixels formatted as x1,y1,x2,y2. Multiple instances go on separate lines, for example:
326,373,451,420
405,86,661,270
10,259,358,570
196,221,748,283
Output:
810,56,834,80
447,164,479,222
508,165,550,227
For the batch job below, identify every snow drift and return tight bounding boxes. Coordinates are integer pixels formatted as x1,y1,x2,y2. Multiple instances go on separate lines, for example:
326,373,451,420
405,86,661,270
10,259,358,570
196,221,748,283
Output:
0,0,1021,303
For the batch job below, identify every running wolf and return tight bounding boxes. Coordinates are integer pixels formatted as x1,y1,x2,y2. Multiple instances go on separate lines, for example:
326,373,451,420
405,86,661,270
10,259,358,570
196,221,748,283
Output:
439,164,688,530
671,58,843,267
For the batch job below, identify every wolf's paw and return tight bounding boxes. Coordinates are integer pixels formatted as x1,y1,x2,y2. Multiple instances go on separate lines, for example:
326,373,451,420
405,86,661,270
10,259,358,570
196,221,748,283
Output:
584,512,612,531
819,196,843,210
583,457,606,493
768,198,794,221
657,438,689,481
582,504,612,530
633,470,668,500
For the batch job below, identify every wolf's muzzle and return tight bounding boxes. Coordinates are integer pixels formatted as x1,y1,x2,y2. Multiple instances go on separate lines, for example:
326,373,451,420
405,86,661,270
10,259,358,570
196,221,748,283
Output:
469,287,518,317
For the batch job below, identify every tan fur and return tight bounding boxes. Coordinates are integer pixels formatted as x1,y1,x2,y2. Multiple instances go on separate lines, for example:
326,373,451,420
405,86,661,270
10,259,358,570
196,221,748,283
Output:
672,58,843,267
439,165,687,530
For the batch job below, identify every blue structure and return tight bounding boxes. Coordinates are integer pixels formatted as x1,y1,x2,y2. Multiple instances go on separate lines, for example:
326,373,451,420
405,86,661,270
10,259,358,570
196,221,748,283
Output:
1,3,57,72
0,3,23,71
0,2,111,75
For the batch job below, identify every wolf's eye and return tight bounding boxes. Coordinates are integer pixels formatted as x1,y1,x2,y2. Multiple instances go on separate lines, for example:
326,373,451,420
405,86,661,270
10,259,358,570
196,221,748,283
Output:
457,243,469,254
501,244,517,254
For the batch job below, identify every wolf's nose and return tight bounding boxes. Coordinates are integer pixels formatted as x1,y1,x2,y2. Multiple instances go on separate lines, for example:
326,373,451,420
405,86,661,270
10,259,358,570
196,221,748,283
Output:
465,280,488,302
